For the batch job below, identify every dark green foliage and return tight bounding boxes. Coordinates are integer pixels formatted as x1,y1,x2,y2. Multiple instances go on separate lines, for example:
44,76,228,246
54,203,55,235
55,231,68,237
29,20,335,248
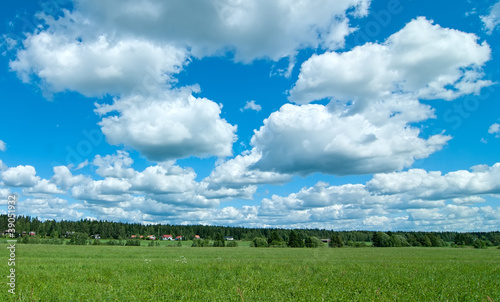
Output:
19,235,41,244
50,230,59,239
68,232,88,245
226,241,238,247
91,239,102,245
267,231,286,247
125,239,141,246
347,241,368,248
329,233,344,248
251,237,268,247
212,233,225,247
454,233,475,246
288,230,304,248
106,239,125,246
191,239,211,247
148,240,160,247
305,236,323,248
473,239,487,249
40,238,64,245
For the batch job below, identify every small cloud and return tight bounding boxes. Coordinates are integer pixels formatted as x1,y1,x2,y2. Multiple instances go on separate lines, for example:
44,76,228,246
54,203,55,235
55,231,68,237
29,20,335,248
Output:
240,100,262,112
480,138,488,144
0,140,5,151
488,123,500,138
75,160,89,170
480,1,500,35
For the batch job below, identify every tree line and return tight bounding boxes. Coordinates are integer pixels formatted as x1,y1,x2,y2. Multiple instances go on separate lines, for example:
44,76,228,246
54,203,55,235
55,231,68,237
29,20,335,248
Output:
2,215,499,248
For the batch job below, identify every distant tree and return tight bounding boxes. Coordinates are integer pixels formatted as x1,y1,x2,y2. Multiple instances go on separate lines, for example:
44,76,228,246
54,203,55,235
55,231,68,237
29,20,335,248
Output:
251,237,268,247
372,232,390,247
212,233,225,247
454,233,474,246
304,236,313,248
473,239,487,249
389,234,410,247
288,230,304,248
329,233,344,248
125,239,141,246
226,241,238,247
305,236,324,248
50,230,59,239
68,232,88,245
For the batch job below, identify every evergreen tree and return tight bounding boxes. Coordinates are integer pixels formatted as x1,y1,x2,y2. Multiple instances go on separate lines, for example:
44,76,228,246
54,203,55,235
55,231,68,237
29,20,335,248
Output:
288,230,304,247
329,233,344,248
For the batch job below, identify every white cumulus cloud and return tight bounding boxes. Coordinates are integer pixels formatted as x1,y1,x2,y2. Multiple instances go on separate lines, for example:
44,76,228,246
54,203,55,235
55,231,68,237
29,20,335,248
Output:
251,103,450,175
96,88,237,161
289,17,492,105
1,165,40,187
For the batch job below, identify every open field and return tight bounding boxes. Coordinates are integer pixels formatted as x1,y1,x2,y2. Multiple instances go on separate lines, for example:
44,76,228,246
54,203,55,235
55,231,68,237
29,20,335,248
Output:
1,244,499,301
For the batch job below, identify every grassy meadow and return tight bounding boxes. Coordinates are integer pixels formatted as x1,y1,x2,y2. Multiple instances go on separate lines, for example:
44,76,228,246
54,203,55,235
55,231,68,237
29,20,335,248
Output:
1,243,499,301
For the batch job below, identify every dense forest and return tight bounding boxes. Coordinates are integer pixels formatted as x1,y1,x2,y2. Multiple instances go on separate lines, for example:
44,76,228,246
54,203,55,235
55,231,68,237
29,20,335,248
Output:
2,215,499,247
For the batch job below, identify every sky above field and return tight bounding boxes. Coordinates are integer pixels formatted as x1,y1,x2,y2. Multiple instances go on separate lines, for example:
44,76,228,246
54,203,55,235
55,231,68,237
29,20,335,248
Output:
0,0,500,231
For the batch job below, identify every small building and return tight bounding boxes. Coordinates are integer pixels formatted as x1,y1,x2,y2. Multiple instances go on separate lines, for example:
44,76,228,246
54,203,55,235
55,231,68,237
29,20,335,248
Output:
193,235,201,240
162,234,173,240
321,239,331,243
147,235,156,240
131,235,137,239
175,235,183,241
93,234,101,239
224,236,234,241
29,231,36,236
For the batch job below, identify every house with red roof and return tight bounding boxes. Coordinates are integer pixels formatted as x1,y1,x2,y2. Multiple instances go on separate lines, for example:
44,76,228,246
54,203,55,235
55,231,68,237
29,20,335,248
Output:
162,234,173,240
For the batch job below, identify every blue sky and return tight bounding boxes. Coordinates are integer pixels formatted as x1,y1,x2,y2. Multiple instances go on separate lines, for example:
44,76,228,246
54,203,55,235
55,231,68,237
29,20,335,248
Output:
0,0,499,231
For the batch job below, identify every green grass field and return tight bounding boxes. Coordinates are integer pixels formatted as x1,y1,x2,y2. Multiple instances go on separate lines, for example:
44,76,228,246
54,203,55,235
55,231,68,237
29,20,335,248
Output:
1,243,499,301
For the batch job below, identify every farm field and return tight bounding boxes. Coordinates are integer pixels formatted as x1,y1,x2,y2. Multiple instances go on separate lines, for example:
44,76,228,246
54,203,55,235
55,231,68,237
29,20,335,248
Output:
1,244,499,301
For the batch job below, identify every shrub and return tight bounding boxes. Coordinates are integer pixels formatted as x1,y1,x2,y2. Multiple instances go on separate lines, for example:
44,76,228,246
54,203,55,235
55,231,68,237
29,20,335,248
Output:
269,240,287,248
473,239,487,249
191,239,211,247
251,237,268,247
126,239,141,246
41,238,64,245
329,233,344,248
305,236,324,248
148,240,160,247
68,232,89,245
91,239,102,245
226,241,238,247
106,239,124,246
20,235,41,244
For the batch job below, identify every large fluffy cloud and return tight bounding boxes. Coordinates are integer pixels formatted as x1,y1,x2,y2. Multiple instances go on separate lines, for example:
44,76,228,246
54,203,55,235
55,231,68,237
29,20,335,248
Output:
251,103,450,175
96,88,237,161
1,165,40,187
289,17,492,105
71,0,370,61
10,0,371,97
249,17,491,176
10,31,188,97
